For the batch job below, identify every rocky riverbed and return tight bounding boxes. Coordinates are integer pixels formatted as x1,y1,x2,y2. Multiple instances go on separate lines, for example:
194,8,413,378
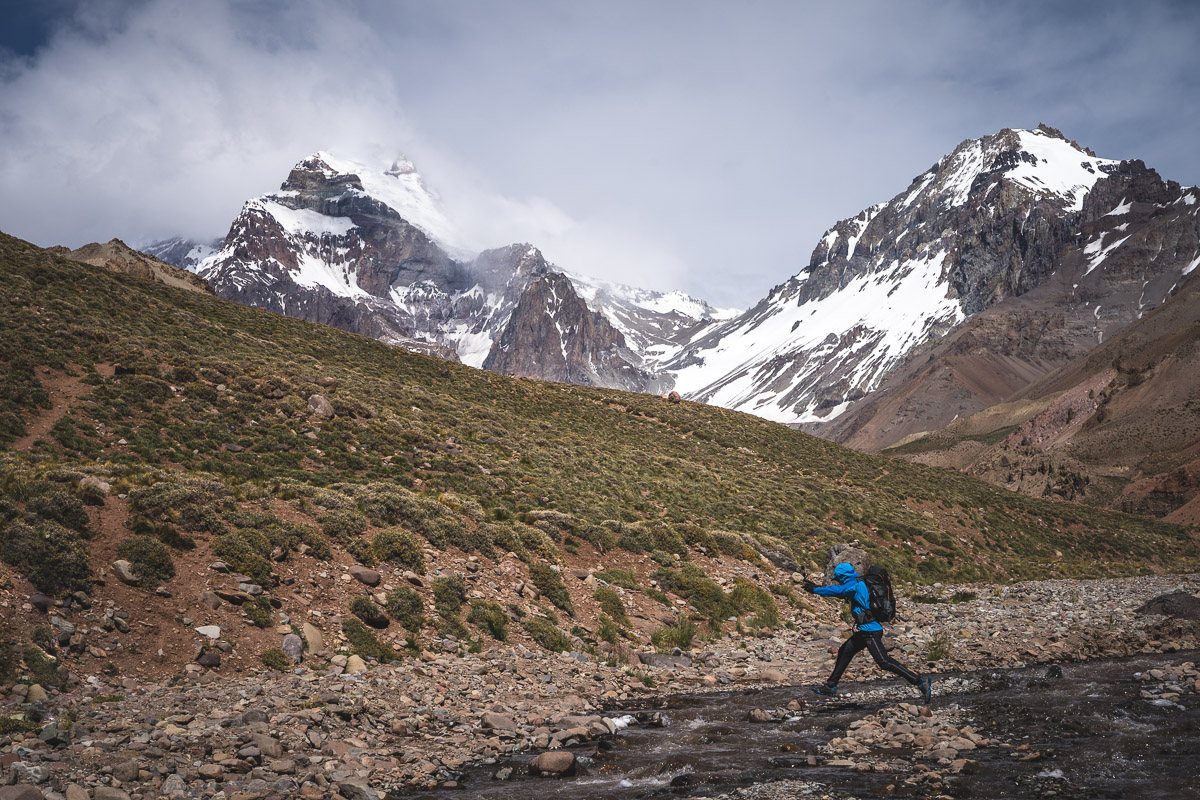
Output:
2,574,1198,800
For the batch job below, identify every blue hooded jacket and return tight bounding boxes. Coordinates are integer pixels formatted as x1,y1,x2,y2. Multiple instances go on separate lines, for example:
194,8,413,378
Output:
813,563,882,632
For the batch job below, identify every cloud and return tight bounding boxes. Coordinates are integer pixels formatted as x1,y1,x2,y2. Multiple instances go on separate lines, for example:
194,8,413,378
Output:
1,0,1197,307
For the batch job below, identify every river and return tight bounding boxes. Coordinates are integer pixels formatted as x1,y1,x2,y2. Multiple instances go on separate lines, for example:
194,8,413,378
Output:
396,651,1199,799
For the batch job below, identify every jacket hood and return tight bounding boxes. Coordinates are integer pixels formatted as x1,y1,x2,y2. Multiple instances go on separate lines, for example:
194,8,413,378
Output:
833,563,859,583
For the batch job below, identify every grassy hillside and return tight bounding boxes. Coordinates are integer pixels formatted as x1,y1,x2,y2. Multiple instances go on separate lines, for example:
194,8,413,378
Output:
1,231,1197,675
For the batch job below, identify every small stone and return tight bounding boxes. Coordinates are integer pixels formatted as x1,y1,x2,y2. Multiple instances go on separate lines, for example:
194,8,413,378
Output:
196,651,221,668
199,591,223,610
748,708,773,723
94,789,133,800
195,625,222,639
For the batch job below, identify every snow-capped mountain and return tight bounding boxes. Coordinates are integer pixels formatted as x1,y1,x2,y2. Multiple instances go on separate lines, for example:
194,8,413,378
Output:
154,152,729,390
664,125,1199,431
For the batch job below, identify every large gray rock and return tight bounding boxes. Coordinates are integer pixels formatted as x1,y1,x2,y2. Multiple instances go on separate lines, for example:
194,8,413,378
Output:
638,652,692,669
308,394,335,418
349,566,381,587
282,633,304,663
824,543,870,583
0,786,46,800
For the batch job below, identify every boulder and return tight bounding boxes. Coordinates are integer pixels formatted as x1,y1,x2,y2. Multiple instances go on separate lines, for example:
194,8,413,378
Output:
196,651,221,668
528,750,576,777
79,476,111,495
25,684,49,705
345,655,368,674
1135,592,1200,620
199,591,222,610
0,786,45,800
112,759,140,782
195,625,222,639
94,789,132,800
480,712,517,731
112,559,139,585
638,652,692,669
307,394,335,418
350,566,381,587
282,633,304,663
302,622,325,652
824,543,870,583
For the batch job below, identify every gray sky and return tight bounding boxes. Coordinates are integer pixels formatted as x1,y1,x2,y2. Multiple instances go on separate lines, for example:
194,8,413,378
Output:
1,0,1197,307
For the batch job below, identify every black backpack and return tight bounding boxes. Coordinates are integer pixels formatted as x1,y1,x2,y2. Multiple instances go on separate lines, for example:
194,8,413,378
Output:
860,566,896,624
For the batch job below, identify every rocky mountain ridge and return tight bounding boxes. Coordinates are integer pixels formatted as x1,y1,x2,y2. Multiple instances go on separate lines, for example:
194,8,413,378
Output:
154,153,728,392
665,126,1197,430
145,128,1199,461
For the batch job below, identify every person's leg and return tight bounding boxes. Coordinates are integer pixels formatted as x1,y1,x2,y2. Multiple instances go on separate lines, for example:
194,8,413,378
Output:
863,630,921,686
825,631,868,686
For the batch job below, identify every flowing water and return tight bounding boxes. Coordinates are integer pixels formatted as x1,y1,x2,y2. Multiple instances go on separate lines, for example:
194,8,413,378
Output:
397,652,1199,799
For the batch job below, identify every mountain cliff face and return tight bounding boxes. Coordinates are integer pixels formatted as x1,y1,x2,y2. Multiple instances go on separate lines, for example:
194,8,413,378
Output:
168,153,724,385
817,153,1200,450
885,270,1200,523
664,126,1198,442
143,127,1197,441
483,272,666,390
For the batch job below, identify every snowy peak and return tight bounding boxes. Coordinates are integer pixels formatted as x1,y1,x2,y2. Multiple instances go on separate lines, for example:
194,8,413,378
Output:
665,125,1153,426
283,151,464,254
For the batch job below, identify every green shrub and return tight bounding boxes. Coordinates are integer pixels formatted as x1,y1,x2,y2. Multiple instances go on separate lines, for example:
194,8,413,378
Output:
347,537,378,567
385,587,425,631
350,595,389,629
341,618,392,662
260,647,291,671
116,535,176,586
0,520,91,595
26,490,91,534
211,529,273,586
522,616,573,652
127,478,231,534
431,575,467,615
467,600,508,641
372,527,425,573
0,624,19,682
23,647,59,687
651,617,698,652
594,568,638,590
729,580,780,628
598,615,620,645
529,562,573,615
319,509,367,541
594,586,629,626
243,597,273,628
128,515,195,549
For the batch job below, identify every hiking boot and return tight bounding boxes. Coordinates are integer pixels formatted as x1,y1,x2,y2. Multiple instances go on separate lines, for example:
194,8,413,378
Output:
810,683,839,697
918,676,933,704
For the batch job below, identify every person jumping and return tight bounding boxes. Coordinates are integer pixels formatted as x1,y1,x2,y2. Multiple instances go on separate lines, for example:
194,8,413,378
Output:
804,562,932,703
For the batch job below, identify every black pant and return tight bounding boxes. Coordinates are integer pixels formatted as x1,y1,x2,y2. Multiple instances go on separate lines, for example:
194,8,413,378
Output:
827,630,921,687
